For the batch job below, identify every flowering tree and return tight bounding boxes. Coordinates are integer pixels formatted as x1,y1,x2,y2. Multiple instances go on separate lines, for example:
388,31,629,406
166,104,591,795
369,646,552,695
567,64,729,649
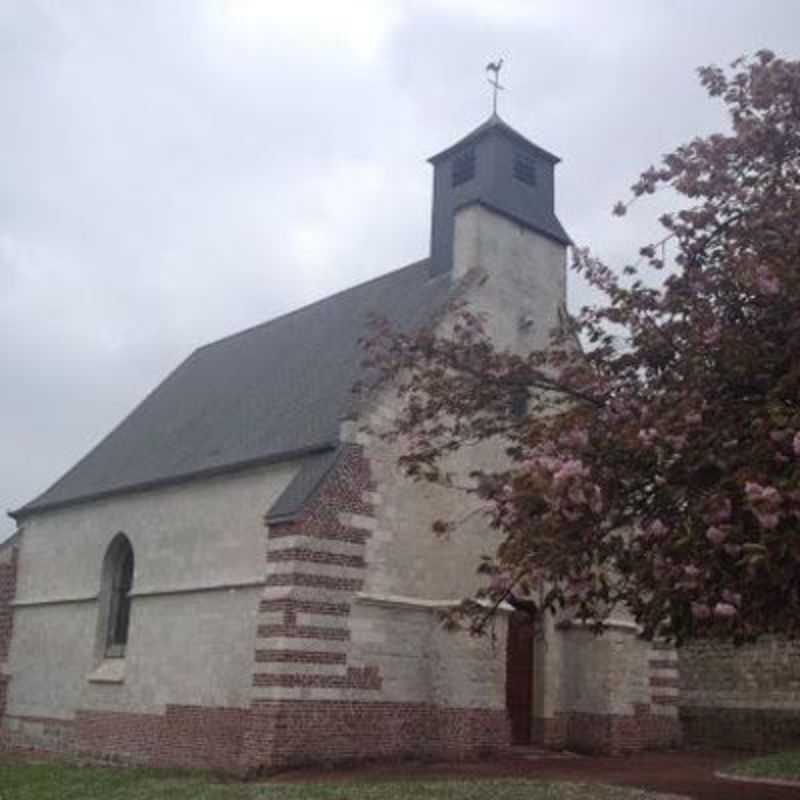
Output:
362,52,800,644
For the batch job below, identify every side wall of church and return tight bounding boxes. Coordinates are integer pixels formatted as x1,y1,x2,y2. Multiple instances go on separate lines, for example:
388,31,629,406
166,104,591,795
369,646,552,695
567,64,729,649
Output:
1,462,299,769
679,638,800,751
0,536,19,722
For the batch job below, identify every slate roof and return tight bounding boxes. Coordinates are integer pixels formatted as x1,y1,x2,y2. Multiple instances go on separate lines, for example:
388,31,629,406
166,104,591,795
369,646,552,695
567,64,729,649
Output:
428,113,561,166
15,259,452,518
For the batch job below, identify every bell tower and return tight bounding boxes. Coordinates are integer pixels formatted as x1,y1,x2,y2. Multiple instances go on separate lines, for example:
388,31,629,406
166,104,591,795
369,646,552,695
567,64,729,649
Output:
428,113,570,277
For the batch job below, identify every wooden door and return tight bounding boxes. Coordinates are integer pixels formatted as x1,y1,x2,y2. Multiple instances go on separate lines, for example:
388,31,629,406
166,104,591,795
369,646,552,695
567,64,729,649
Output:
505,611,535,745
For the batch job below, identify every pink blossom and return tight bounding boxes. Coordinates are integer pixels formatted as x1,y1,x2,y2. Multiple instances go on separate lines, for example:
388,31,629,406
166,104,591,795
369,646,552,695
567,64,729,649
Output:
761,486,781,506
721,589,742,606
560,428,589,449
533,456,560,473
489,574,513,594
745,481,782,528
638,428,658,446
553,459,588,484
647,519,668,539
723,543,742,557
588,485,603,514
745,481,781,508
754,510,780,529
755,265,780,295
706,526,729,546
680,565,702,591
691,602,712,620
685,412,702,425
705,496,732,524
667,434,687,450
794,432,800,457
568,485,587,505
713,602,737,619
703,323,721,345
744,481,763,500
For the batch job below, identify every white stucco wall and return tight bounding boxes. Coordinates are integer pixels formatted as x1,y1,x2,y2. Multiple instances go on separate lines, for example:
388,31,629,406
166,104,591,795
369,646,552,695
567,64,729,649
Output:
6,461,299,718
559,627,651,715
453,203,567,354
364,204,568,604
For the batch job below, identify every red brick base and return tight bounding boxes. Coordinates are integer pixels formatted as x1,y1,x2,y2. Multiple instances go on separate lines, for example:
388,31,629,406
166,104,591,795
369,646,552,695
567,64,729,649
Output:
241,701,510,772
1,707,248,772
1,701,511,774
531,716,568,748
680,705,800,752
0,538,19,724
2,701,685,770
0,675,9,721
531,706,681,755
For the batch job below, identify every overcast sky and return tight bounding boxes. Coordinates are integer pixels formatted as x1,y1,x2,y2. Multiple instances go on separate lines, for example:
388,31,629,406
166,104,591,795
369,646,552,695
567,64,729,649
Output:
2,0,799,541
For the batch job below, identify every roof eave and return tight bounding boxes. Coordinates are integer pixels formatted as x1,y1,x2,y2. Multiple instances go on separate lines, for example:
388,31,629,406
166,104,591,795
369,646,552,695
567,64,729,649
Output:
9,441,338,521
429,115,561,166
456,199,572,247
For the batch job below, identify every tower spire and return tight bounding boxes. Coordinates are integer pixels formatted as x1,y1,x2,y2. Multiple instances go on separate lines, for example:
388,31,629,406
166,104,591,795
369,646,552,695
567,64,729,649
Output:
486,58,505,116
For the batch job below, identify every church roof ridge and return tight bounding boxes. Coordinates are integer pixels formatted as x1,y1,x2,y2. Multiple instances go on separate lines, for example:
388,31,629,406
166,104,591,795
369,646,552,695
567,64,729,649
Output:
194,257,431,356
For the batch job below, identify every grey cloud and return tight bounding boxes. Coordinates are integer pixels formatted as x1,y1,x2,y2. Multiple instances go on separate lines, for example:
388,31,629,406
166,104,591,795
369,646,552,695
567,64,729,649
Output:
2,0,800,540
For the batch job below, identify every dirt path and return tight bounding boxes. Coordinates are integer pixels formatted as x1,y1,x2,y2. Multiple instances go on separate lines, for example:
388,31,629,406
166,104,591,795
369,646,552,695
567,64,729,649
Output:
270,750,800,799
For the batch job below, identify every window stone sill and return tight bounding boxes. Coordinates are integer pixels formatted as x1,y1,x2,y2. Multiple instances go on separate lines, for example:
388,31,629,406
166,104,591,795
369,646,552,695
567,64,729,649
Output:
87,659,126,684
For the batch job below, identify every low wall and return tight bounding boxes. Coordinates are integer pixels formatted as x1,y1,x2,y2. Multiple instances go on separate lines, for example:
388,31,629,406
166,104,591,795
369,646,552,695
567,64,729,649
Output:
680,637,800,751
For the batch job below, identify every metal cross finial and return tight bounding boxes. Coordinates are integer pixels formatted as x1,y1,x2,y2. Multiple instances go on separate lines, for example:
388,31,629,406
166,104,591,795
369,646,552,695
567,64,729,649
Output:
486,58,505,115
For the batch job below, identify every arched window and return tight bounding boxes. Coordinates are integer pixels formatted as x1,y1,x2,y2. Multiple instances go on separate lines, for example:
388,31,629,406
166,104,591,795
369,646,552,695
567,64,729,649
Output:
101,534,134,658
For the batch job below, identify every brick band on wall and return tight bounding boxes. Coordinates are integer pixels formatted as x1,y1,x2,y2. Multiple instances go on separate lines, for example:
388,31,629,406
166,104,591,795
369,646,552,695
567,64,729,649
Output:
649,643,680,711
2,706,247,772
241,700,510,772
3,700,510,774
252,444,384,705
553,706,681,755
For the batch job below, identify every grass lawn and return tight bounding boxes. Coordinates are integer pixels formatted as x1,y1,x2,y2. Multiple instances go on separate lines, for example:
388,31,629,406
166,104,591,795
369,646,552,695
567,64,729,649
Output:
0,760,675,800
724,749,800,782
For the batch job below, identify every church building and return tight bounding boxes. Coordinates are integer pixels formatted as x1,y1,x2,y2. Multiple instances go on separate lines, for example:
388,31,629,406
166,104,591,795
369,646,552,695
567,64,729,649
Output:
0,114,681,773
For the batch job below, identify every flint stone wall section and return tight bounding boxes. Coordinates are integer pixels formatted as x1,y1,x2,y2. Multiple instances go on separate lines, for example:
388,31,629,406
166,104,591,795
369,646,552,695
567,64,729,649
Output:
680,637,800,750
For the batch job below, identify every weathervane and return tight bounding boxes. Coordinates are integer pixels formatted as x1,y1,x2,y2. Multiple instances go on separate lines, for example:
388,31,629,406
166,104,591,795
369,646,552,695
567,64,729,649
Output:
486,58,505,115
